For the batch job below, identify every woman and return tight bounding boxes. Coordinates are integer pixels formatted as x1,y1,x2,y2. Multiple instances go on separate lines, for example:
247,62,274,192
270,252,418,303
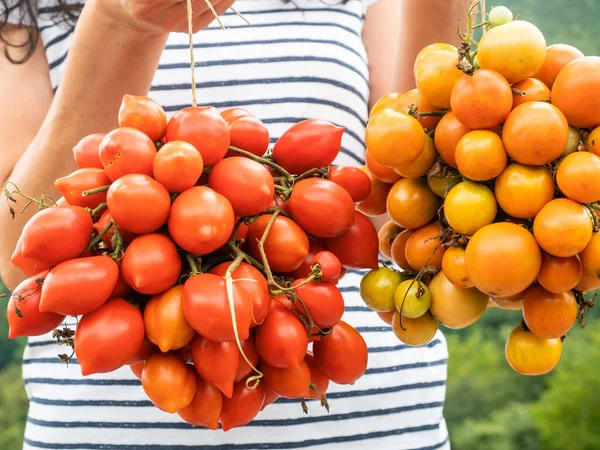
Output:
0,0,467,448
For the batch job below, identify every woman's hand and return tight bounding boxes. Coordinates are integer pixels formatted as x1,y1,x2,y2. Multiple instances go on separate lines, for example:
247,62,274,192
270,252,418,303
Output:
97,0,237,36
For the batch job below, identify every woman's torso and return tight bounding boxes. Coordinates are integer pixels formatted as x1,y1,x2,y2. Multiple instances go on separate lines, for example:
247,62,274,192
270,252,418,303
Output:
22,1,450,449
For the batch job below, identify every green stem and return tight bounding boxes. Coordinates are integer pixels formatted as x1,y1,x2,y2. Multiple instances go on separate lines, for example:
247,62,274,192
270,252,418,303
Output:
82,185,110,197
295,167,329,182
86,219,114,251
186,254,201,275
89,202,107,216
229,146,293,181
110,222,125,263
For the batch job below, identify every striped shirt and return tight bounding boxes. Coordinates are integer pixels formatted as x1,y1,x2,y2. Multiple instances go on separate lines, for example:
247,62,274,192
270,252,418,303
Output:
8,1,450,449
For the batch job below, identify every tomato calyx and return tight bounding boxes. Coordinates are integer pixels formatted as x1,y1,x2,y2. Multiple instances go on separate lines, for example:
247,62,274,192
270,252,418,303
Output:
308,381,330,412
52,324,76,364
573,289,596,328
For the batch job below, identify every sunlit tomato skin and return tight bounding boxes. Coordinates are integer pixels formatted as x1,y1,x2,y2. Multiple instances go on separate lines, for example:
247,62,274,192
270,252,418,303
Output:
246,214,310,273
118,94,167,142
219,377,266,432
177,375,223,429
11,239,50,277
262,359,311,399
168,186,235,255
190,335,239,399
533,44,584,89
538,255,582,294
466,223,542,297
390,229,413,270
365,151,401,184
505,326,562,376
142,352,197,413
226,115,270,157
19,206,93,266
523,285,577,339
450,70,512,129
106,174,171,234
433,112,470,168
415,48,463,108
502,102,568,165
144,285,195,352
387,178,440,230
378,221,402,260
210,262,271,327
255,303,309,368
54,168,111,209
153,141,204,193
183,273,253,342
413,43,457,75
356,168,392,217
313,321,368,385
444,181,497,235
442,246,473,289
494,164,555,219
220,107,252,123
304,352,330,400
393,135,437,179
455,130,507,181
325,210,379,270
93,210,137,250
73,133,105,169
39,256,119,316
166,106,231,167
293,279,344,329
551,56,600,128
392,310,439,346
369,92,402,118
121,234,182,295
477,21,546,84
288,178,355,238
556,151,600,203
366,109,425,167
405,223,446,271
394,279,432,319
209,157,274,217
98,127,156,182
328,166,372,203
75,299,145,376
580,233,600,281
511,78,551,109
235,335,260,382
272,119,343,174
533,199,593,257
7,271,64,339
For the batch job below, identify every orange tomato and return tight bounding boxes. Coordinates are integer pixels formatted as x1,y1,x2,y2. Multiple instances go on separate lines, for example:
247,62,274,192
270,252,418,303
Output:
552,56,600,128
444,181,497,236
511,78,551,109
378,221,403,260
450,69,513,129
404,223,446,271
575,271,600,293
465,222,542,297
386,178,440,229
587,126,600,156
505,326,562,376
537,255,582,294
533,198,593,257
377,310,396,326
393,135,437,178
502,102,568,165
366,109,425,167
556,151,600,203
370,92,402,118
523,285,577,339
391,310,439,346
395,88,442,131
390,229,413,270
533,44,584,89
177,376,223,429
455,130,507,181
413,43,457,75
494,164,555,219
442,247,473,288
365,151,401,184
489,296,524,311
579,233,600,281
356,168,392,217
433,112,471,168
415,49,464,108
153,141,204,193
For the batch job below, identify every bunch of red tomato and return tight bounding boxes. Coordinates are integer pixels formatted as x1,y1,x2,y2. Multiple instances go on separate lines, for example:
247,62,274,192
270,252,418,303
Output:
6,93,379,430
357,4,600,376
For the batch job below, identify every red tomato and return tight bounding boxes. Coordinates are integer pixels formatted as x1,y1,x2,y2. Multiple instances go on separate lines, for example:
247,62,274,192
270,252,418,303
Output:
183,273,253,342
142,352,196,413
177,375,223,429
39,256,119,316
288,239,325,279
325,210,378,269
328,166,372,203
255,303,309,368
219,377,266,431
226,115,270,157
246,214,310,273
153,141,204,193
288,178,355,238
129,361,144,380
127,337,156,364
168,186,235,255
313,320,368,385
190,335,239,398
262,358,311,399
106,174,171,234
220,108,252,122
267,196,292,216
208,157,275,217
72,133,105,169
92,210,137,249
109,271,133,300
19,206,93,266
144,285,195,352
261,386,280,411
118,94,167,142
75,298,145,376
272,119,344,174
305,352,330,400
166,106,231,167
293,279,344,329
99,128,157,182
312,251,342,281
10,238,50,277
235,335,260,382
7,271,64,339
209,261,272,327
121,234,181,295
54,168,111,209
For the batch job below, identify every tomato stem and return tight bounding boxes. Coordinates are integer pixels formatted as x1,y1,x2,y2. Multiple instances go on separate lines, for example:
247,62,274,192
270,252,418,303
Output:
295,167,329,183
228,146,293,181
511,87,526,97
309,381,330,412
81,185,111,197
3,182,57,218
88,202,107,217
109,221,125,263
186,254,201,275
86,219,114,251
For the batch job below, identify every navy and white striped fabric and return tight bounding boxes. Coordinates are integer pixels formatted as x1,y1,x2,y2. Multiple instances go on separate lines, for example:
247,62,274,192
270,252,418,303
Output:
10,1,450,448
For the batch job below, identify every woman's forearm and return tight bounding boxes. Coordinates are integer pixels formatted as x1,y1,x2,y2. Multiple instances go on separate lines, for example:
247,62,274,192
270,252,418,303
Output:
0,0,168,288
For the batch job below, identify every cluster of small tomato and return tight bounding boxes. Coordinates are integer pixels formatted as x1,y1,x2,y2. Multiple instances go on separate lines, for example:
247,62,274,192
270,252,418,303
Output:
356,3,600,376
5,92,381,430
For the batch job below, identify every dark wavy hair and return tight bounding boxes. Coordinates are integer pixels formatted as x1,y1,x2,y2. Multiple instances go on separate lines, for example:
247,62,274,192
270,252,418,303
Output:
1,0,349,63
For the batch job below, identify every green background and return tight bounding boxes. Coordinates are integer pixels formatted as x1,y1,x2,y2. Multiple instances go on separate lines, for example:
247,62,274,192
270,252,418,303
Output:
2,0,600,448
